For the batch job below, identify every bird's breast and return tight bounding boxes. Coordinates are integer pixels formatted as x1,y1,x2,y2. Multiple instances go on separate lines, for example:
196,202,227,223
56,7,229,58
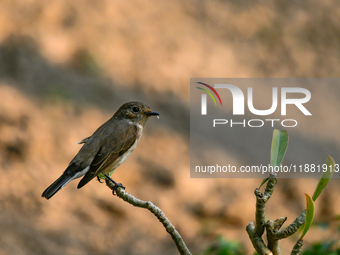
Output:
107,124,143,172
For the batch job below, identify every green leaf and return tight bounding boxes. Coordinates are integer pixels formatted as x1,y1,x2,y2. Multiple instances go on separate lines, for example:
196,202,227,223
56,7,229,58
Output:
259,130,288,188
270,129,289,169
259,178,269,189
300,194,315,240
97,173,106,180
312,155,335,201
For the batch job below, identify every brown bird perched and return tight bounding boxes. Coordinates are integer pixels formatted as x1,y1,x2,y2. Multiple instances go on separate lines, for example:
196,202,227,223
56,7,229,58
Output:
42,101,159,199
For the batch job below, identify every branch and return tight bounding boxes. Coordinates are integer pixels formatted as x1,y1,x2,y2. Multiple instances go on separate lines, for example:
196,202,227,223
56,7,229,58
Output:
275,210,306,240
247,176,307,255
246,222,273,255
291,240,303,255
246,178,277,255
266,217,287,255
105,178,192,255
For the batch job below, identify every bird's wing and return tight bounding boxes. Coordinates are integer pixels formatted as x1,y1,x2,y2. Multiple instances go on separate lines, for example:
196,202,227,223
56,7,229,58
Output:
77,124,138,188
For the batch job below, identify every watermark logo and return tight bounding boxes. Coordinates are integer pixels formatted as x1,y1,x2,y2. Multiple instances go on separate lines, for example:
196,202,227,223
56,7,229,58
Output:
198,84,312,116
196,82,222,115
190,78,332,178
196,83,312,128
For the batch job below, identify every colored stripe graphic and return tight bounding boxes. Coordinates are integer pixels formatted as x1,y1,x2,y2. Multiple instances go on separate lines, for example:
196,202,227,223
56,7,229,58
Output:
197,87,216,105
196,82,223,106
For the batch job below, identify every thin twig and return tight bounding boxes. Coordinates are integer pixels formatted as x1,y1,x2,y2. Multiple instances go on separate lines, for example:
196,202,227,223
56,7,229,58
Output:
105,178,192,255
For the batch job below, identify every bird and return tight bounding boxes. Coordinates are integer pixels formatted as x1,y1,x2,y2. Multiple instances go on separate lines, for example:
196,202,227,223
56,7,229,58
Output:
42,101,159,199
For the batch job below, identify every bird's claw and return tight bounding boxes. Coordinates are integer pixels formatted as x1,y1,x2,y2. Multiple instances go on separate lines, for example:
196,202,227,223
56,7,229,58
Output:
97,176,104,183
115,183,125,189
104,174,125,195
112,183,125,196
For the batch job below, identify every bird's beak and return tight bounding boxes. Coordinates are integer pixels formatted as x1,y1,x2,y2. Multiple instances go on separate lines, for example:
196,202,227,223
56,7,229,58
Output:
146,111,159,116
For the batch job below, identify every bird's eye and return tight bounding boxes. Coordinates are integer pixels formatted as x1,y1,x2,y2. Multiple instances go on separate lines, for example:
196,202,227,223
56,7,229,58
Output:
132,107,139,113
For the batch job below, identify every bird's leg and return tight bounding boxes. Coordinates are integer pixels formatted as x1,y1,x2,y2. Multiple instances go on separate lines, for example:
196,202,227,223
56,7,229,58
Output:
97,176,104,183
104,174,125,195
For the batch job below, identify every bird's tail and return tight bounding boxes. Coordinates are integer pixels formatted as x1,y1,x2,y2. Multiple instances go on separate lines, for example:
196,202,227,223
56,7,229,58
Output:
41,172,75,199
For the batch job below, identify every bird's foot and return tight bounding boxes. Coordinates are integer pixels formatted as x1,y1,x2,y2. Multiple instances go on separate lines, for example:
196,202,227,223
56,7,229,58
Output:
112,183,125,195
104,174,125,195
97,176,104,183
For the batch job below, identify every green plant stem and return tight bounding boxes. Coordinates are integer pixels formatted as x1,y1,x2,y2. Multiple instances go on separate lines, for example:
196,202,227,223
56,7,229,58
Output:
275,210,306,240
291,240,303,255
266,217,286,255
246,178,277,255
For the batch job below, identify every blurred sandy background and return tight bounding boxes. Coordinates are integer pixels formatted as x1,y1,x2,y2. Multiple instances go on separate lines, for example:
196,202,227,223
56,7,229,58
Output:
0,1,340,254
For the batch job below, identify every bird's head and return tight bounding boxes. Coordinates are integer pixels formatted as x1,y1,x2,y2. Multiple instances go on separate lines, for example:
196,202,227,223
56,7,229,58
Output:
114,101,159,125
